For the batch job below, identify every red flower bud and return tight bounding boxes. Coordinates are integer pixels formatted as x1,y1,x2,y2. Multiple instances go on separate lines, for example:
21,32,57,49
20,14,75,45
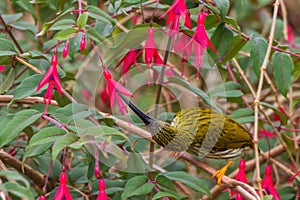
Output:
103,70,112,79
80,35,86,51
51,54,58,66
94,164,100,179
59,171,67,185
62,41,69,58
39,195,46,200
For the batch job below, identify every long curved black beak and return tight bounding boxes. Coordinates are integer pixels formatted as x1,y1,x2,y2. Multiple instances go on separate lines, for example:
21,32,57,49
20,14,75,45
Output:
118,92,153,125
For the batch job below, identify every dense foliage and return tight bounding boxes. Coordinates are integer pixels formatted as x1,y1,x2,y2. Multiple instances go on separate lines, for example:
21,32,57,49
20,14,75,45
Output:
0,0,299,199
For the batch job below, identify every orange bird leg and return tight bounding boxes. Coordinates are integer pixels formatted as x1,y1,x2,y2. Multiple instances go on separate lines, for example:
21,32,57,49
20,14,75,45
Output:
212,161,233,185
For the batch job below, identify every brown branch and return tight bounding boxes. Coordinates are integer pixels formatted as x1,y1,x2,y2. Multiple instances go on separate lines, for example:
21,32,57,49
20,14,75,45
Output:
0,150,52,190
14,56,43,74
0,95,58,106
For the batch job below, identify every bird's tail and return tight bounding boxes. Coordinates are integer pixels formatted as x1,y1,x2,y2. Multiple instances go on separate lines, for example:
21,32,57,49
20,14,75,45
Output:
118,92,154,125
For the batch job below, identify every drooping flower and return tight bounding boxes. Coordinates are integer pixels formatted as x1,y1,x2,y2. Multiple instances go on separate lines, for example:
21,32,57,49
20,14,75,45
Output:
140,27,173,85
183,12,217,78
36,54,62,114
192,12,217,53
261,165,280,200
115,49,142,80
54,171,73,200
160,0,191,32
103,69,134,116
230,159,248,200
96,178,108,200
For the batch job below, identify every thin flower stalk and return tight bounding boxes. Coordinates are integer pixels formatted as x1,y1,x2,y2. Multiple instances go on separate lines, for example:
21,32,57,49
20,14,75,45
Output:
160,0,191,33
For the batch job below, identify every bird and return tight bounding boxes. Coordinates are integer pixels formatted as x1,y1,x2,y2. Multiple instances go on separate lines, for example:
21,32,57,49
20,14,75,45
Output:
118,93,254,185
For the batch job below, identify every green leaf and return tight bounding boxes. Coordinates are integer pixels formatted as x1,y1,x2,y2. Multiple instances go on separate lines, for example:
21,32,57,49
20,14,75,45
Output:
29,127,66,145
15,0,37,21
229,108,254,123
37,7,75,36
214,0,229,20
208,24,234,63
80,126,129,141
157,171,210,195
1,13,23,24
86,5,116,25
53,28,78,40
50,19,75,30
86,26,105,43
52,133,78,160
0,109,42,147
0,38,16,51
10,21,38,35
0,68,14,94
0,182,34,199
209,81,243,97
271,52,294,97
0,50,17,57
250,37,267,77
13,74,43,100
260,102,288,125
168,76,221,112
155,175,186,199
77,12,89,28
121,175,154,199
0,170,30,188
152,192,180,200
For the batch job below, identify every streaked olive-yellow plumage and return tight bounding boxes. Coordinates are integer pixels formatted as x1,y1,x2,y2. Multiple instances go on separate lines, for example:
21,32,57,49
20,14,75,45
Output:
149,108,253,159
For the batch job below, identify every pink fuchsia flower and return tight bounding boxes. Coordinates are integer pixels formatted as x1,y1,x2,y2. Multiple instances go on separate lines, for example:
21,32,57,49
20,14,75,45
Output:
261,165,280,200
230,159,248,200
141,27,173,85
54,171,73,200
96,178,108,200
103,69,134,116
160,0,191,32
192,12,217,53
36,54,62,114
115,49,142,80
184,12,217,78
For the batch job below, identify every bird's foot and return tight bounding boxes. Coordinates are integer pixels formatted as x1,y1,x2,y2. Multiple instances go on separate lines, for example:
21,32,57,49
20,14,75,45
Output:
212,161,233,185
